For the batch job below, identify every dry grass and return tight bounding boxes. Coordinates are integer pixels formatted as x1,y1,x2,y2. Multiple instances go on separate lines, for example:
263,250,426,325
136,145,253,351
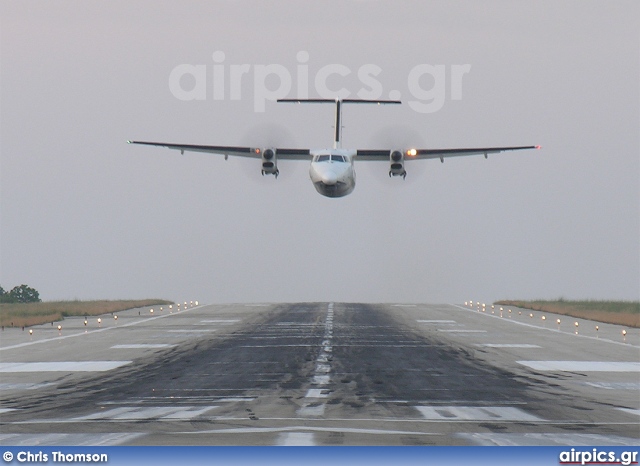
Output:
0,299,173,328
494,300,639,328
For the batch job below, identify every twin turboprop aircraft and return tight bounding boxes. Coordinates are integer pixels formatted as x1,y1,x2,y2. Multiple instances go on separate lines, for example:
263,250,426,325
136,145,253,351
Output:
128,99,539,198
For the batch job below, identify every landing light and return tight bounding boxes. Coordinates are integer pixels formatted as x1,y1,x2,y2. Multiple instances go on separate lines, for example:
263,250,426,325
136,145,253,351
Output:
29,329,33,335
407,148,417,157
57,325,62,331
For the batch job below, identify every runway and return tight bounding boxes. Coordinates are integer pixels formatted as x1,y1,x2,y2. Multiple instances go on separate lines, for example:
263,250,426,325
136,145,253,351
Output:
1,302,638,446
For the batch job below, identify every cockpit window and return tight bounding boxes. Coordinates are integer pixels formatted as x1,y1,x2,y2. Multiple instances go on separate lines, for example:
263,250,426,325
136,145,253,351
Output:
315,154,347,162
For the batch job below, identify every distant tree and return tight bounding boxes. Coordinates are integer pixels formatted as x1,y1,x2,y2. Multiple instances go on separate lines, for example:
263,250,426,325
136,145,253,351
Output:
0,286,16,303
8,285,41,303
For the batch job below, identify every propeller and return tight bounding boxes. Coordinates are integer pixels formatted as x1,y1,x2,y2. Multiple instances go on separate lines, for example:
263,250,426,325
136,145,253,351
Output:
236,122,304,182
362,124,428,186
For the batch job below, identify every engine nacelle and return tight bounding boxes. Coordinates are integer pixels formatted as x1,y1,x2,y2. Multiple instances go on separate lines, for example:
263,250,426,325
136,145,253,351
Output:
261,148,279,177
389,149,406,178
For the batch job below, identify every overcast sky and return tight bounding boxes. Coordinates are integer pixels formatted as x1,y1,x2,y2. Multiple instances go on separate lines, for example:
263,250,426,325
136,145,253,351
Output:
1,1,638,305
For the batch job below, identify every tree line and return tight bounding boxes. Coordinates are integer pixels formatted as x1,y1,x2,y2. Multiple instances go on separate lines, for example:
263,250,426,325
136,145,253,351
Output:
0,285,41,303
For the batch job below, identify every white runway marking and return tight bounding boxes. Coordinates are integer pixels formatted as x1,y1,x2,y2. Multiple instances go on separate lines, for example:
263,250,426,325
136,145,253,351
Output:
415,406,542,422
312,375,330,385
167,330,214,333
111,344,175,349
0,432,144,446
275,322,317,326
617,408,640,416
0,383,55,390
585,382,640,390
200,319,240,323
305,389,329,398
190,426,436,437
417,320,457,324
517,361,640,372
479,344,541,348
278,432,315,446
460,432,639,446
437,329,487,333
316,364,331,373
74,406,218,421
0,408,17,414
0,361,131,372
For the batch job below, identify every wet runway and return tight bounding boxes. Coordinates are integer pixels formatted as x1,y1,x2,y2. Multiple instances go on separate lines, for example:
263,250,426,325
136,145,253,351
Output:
1,302,638,445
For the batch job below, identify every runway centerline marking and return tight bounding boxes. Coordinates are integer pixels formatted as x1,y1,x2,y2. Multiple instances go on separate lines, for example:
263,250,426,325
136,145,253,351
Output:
297,303,334,417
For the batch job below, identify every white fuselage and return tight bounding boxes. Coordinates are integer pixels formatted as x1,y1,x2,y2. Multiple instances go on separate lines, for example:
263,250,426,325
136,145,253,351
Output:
309,149,356,198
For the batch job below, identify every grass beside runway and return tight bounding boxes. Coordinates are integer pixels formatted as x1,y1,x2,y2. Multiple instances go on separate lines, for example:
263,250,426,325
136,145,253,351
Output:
0,299,173,328
494,299,639,328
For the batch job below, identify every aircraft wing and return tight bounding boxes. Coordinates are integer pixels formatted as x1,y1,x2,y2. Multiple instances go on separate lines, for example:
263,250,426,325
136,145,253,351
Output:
126,140,312,160
356,145,539,161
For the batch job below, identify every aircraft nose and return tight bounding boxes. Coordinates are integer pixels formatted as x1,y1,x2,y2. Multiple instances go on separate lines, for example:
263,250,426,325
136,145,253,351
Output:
321,171,338,185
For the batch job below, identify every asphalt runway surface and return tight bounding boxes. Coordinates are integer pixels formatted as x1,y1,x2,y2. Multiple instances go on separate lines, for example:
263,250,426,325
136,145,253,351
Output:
1,302,638,446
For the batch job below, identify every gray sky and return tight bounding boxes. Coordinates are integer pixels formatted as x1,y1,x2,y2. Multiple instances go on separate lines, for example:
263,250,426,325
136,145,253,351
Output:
1,1,638,304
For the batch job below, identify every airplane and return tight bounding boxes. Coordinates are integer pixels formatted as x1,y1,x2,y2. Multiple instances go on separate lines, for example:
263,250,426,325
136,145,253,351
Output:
127,98,540,198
